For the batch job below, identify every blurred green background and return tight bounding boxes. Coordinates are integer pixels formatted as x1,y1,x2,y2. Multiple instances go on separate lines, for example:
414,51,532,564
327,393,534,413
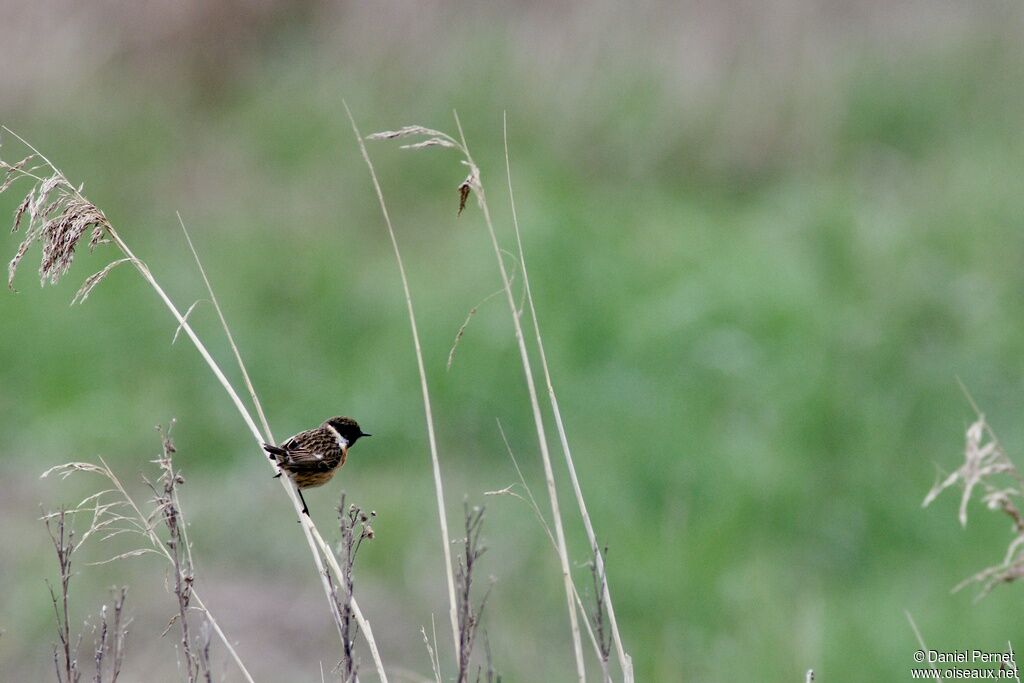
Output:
3,2,1024,681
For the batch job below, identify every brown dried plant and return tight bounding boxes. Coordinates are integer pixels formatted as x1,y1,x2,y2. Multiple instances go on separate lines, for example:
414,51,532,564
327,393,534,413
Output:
455,503,491,683
144,423,206,683
331,494,376,683
924,411,1024,598
41,425,248,681
94,589,130,683
44,507,130,683
45,507,81,683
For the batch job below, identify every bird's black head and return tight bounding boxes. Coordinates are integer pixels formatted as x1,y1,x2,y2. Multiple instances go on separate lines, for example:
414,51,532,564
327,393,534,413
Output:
325,416,371,445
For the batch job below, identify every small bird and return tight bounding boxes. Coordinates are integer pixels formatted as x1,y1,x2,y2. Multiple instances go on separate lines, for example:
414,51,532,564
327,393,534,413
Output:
263,416,371,515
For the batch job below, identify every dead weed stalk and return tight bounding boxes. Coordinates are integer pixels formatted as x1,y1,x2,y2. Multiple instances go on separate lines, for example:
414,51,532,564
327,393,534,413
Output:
45,506,130,683
331,494,376,683
41,424,241,681
145,424,204,682
455,503,491,683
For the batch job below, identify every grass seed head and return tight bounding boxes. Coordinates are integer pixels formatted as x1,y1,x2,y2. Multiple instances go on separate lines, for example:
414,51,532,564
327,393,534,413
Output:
2,158,113,290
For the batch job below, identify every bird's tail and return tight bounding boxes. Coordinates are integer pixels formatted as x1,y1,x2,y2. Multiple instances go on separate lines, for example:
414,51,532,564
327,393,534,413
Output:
263,443,288,461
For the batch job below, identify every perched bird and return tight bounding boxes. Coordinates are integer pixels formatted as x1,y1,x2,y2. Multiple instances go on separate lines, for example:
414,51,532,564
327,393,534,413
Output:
263,416,371,515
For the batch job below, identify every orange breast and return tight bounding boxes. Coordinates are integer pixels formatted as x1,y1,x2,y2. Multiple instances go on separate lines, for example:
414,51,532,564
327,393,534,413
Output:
292,469,338,489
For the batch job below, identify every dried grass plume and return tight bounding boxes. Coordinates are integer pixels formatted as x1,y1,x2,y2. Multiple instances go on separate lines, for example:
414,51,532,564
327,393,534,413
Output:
924,412,1024,598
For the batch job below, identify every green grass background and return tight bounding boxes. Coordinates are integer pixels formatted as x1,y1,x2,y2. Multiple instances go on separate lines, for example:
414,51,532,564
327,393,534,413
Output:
3,3,1024,681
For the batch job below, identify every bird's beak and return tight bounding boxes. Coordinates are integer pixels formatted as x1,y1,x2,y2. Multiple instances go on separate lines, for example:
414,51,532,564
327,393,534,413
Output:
362,433,372,438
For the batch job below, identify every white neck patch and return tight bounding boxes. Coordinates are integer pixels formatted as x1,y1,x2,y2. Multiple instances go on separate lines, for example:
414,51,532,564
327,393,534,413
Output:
325,423,349,449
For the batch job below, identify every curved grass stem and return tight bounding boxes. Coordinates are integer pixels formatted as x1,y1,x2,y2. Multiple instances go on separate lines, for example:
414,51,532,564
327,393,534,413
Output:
502,113,633,681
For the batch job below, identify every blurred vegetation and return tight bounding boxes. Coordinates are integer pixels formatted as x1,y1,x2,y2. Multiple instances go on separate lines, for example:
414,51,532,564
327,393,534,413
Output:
3,2,1024,681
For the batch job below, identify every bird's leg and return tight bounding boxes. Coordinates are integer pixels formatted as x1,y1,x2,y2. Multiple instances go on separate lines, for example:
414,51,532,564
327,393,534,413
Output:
297,488,310,516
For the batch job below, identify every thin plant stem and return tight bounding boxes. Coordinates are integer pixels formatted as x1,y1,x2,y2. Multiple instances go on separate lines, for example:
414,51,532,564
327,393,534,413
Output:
905,611,941,683
490,420,607,674
344,101,462,669
176,212,275,441
122,225,393,677
1008,641,1021,683
175,216,391,680
452,111,586,683
503,113,633,681
173,215,361,652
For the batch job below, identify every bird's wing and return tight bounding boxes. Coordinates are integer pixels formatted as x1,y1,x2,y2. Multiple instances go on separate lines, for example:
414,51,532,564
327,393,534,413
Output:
277,428,340,472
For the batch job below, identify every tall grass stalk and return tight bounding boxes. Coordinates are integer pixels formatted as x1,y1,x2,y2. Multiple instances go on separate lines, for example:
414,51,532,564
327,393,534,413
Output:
363,115,615,680
174,214,390,669
502,114,633,681
451,112,587,682
177,209,391,682
344,102,463,669
3,128,388,682
177,213,275,442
